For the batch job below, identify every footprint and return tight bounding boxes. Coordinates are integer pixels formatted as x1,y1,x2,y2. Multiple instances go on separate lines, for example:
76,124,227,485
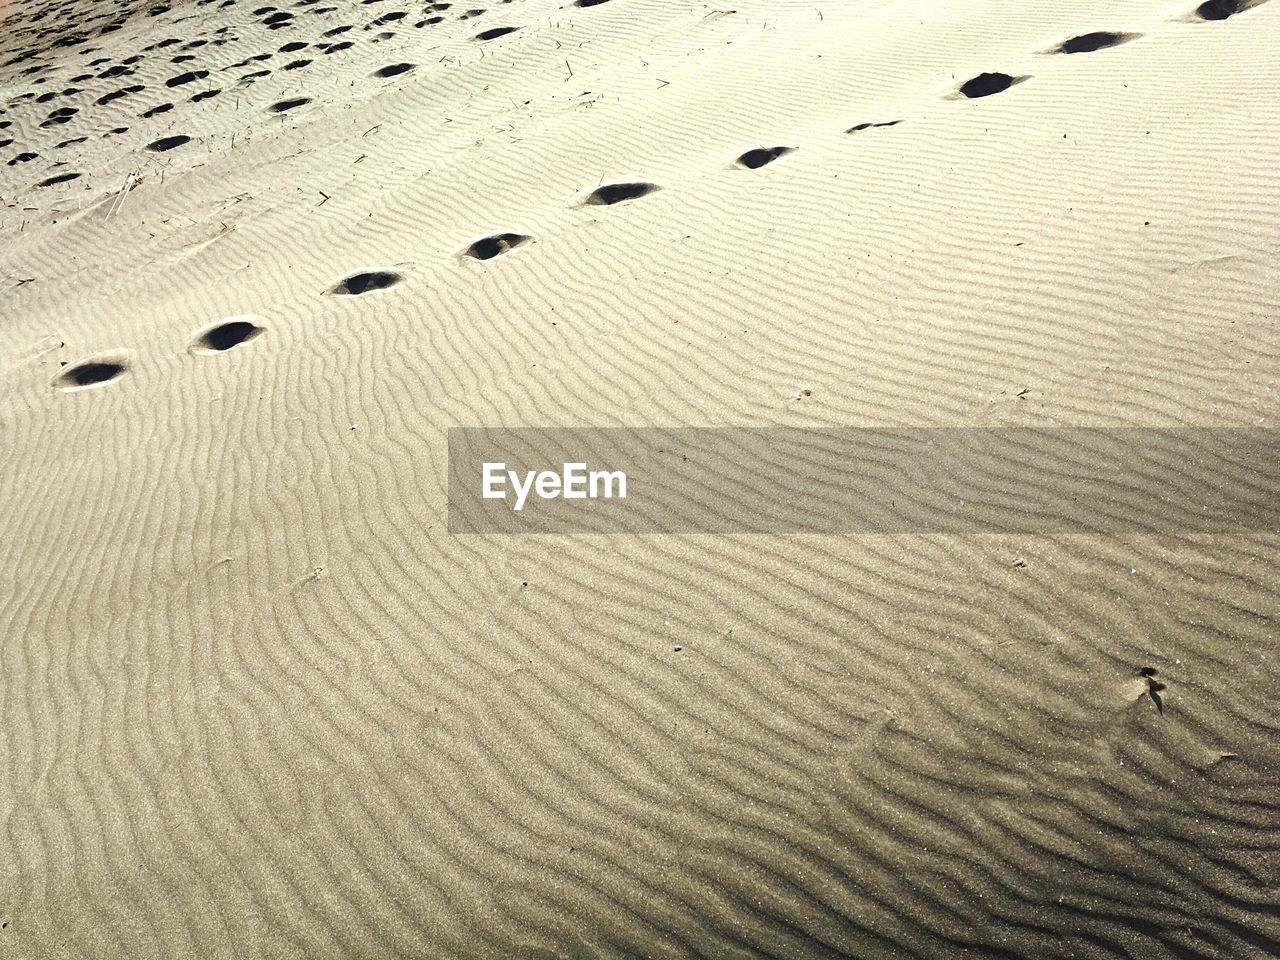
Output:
147,134,191,151
574,0,611,6
474,26,518,40
1196,0,1264,19
329,270,402,295
37,171,81,186
846,120,902,133
374,62,415,77
585,181,659,205
166,69,209,87
463,232,530,260
1053,31,1140,53
957,72,1025,98
56,358,126,390
735,146,794,169
96,85,144,105
270,97,311,112
192,317,265,353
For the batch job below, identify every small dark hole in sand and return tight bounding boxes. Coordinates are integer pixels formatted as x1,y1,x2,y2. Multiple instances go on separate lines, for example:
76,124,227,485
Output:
575,0,610,6
38,171,81,186
960,72,1017,98
148,134,190,151
586,181,658,205
271,97,310,111
58,360,125,389
465,232,530,260
1058,31,1136,53
197,319,264,351
474,26,518,40
736,146,793,169
375,62,414,77
330,270,402,295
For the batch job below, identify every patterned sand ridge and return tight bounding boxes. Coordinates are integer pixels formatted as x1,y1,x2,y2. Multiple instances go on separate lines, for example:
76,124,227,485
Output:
2,0,1280,957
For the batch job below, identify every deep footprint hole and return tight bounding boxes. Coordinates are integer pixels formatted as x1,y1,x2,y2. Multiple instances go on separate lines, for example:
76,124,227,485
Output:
374,62,414,77
736,146,793,169
195,319,264,352
1058,31,1138,53
1197,0,1253,19
586,181,659,205
329,270,402,295
57,359,126,389
147,134,190,151
465,232,530,260
959,72,1020,98
474,26,518,40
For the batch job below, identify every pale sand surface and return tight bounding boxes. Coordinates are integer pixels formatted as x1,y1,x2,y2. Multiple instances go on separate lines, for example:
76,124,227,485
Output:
2,0,1280,956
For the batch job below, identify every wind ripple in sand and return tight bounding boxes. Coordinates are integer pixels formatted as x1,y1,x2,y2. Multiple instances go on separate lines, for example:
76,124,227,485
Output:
2,0,1280,956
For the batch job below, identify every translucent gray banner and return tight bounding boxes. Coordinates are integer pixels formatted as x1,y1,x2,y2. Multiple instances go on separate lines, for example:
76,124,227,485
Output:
447,428,1280,534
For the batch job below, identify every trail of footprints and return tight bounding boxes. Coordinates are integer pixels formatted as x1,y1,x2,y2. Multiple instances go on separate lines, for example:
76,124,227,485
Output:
10,0,1273,393
0,0,526,182
0,0,1266,189
53,317,265,392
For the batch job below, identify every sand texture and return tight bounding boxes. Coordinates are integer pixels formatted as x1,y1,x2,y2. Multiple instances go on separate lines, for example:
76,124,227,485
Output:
2,0,1280,956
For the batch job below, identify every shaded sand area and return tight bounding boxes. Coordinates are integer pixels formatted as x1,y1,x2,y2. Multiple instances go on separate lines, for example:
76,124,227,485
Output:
3,0,1280,956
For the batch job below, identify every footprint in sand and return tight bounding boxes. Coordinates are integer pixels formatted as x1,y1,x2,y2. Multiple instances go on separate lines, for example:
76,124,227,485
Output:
846,119,902,133
1051,31,1142,54
735,146,794,169
463,233,531,260
328,270,403,295
55,357,128,390
956,72,1028,98
585,181,660,205
191,318,266,353
1194,0,1267,20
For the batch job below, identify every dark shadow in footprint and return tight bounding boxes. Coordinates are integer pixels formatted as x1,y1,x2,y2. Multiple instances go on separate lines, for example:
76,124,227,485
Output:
329,270,402,295
959,72,1023,98
574,0,610,5
846,119,903,133
474,26,517,39
148,134,190,151
193,318,264,352
464,232,529,260
1055,31,1140,53
166,69,209,87
270,97,311,111
1196,0,1263,19
374,62,414,77
736,146,793,169
57,359,126,389
38,172,81,186
586,181,658,205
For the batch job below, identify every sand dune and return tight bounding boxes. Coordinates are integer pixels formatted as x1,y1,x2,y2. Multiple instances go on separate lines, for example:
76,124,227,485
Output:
2,0,1280,956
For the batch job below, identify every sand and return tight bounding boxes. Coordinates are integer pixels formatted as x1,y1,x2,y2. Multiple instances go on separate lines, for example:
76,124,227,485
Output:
2,0,1280,956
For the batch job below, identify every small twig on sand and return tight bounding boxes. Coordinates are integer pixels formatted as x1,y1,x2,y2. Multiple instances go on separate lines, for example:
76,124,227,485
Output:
109,171,140,218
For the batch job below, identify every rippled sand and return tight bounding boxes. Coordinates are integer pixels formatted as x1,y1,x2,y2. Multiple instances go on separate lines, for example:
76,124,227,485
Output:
2,0,1279,956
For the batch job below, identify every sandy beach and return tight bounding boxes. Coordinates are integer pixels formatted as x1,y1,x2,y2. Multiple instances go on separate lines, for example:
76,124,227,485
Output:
2,0,1279,956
